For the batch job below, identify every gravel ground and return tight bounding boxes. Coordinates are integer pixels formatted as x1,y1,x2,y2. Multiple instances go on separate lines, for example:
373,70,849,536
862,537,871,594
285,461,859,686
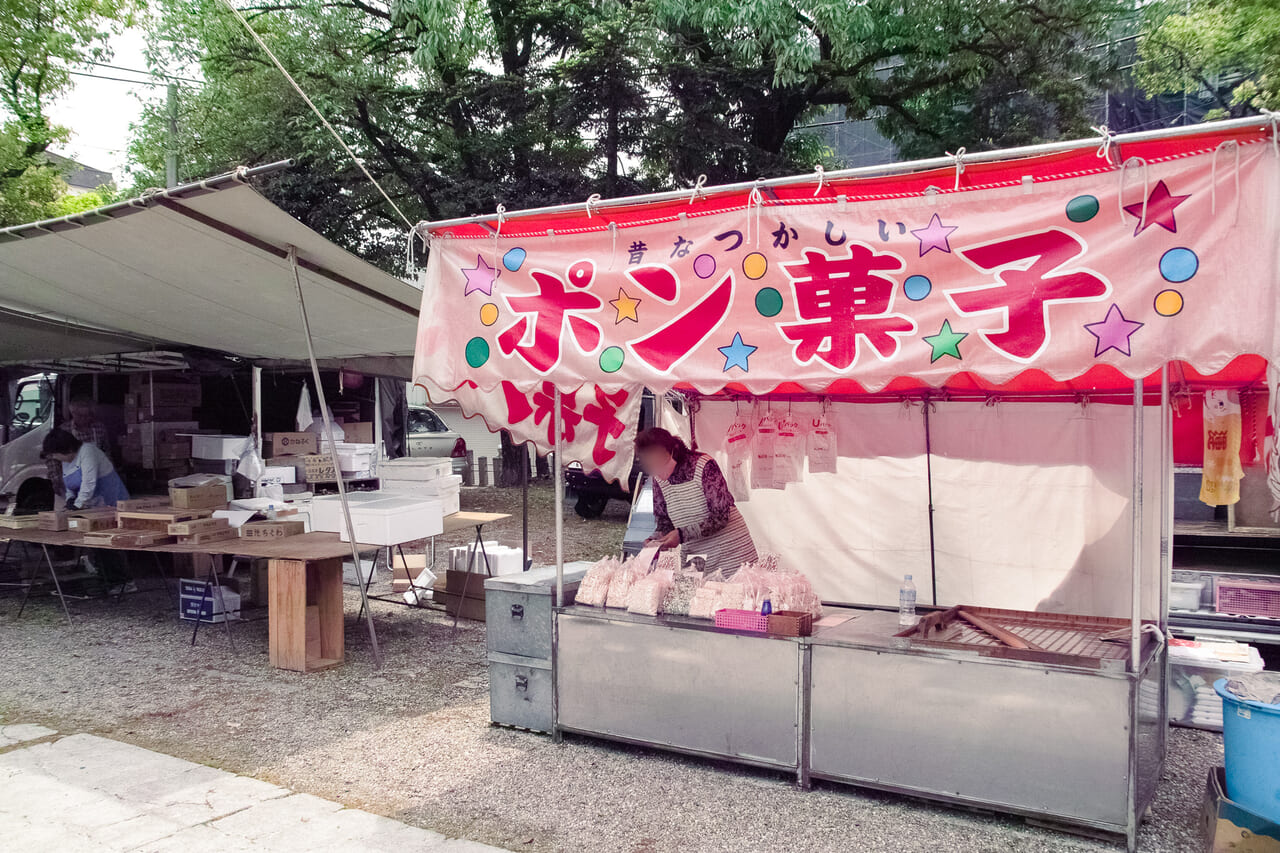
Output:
0,484,1221,853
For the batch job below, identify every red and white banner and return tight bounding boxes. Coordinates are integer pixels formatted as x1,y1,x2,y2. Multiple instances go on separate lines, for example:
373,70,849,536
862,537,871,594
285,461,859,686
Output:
415,377,641,485
413,127,1280,475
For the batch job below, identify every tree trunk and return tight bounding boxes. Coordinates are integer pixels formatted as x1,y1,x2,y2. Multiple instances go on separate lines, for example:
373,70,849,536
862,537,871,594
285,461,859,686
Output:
498,430,528,488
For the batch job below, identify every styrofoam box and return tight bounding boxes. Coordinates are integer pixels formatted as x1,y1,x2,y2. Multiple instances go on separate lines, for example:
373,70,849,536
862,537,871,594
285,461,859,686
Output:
451,543,523,575
381,480,460,515
309,492,388,533
191,434,250,460
338,496,444,545
378,457,451,481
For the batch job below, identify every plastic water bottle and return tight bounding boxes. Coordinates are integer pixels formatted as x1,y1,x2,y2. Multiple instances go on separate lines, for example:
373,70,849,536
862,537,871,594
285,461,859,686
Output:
898,575,918,627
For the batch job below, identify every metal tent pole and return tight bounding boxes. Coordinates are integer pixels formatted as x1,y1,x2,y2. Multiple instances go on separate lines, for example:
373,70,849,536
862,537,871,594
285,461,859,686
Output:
287,246,382,667
922,395,939,606
1130,378,1144,671
1160,365,1171,633
554,389,564,606
251,366,263,455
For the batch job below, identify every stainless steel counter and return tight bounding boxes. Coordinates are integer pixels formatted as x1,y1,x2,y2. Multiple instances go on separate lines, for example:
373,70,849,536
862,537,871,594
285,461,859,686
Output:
552,604,1165,851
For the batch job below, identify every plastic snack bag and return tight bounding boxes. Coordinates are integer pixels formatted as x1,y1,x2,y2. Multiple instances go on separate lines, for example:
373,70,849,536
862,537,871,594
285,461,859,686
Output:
752,410,780,490
627,574,672,616
605,557,646,608
661,570,703,616
724,414,753,501
773,411,804,485
806,410,838,475
576,557,617,607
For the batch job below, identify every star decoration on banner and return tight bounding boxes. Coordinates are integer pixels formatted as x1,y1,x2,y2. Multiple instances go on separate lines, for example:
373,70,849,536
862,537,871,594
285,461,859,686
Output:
911,213,958,257
1084,304,1144,357
923,319,967,363
609,288,641,323
462,255,497,296
718,332,757,373
1124,180,1190,236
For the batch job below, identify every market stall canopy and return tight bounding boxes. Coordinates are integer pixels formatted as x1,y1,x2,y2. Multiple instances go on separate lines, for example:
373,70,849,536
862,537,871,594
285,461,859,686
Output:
0,162,421,374
0,305,158,365
414,119,1280,400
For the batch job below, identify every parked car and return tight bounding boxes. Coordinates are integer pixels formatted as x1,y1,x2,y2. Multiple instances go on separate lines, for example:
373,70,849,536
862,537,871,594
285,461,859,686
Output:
407,405,468,474
0,372,57,514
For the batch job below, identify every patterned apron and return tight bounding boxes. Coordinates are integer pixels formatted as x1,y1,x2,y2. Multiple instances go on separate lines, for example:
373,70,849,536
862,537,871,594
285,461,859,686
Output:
656,455,757,578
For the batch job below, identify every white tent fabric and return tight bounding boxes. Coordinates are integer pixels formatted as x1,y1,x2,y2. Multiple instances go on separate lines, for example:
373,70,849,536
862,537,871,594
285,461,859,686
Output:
695,399,1161,620
0,174,420,365
0,307,155,364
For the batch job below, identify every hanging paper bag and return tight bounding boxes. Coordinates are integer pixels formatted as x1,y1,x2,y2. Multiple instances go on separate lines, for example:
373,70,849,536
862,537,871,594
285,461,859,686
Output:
724,414,753,501
773,411,804,485
1201,390,1244,506
807,411,838,474
752,410,780,490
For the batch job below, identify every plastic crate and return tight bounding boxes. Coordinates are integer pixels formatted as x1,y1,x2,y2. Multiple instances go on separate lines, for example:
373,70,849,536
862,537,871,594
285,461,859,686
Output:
1216,579,1280,619
714,609,769,633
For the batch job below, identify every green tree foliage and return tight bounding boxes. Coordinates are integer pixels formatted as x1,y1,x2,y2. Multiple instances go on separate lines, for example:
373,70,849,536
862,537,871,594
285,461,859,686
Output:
0,0,135,225
130,0,1129,267
1137,0,1280,116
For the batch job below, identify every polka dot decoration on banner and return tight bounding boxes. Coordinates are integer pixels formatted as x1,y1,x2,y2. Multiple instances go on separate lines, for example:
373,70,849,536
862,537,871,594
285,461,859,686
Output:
693,253,716,279
1159,247,1198,283
903,274,932,301
755,287,783,317
1066,195,1100,223
1154,290,1184,317
479,303,499,326
600,346,625,373
743,252,768,280
465,337,490,368
568,260,593,287
502,247,526,272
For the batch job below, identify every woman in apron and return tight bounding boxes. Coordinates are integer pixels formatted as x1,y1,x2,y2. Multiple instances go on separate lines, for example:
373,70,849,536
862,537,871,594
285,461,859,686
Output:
42,428,130,508
636,428,757,578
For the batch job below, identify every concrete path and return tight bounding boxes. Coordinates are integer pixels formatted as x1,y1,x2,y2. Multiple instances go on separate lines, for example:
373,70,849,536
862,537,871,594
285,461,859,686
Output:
0,726,506,852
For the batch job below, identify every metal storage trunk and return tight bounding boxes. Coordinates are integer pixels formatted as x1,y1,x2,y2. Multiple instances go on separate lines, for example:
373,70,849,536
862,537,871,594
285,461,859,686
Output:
484,563,590,659
489,653,554,732
485,562,590,732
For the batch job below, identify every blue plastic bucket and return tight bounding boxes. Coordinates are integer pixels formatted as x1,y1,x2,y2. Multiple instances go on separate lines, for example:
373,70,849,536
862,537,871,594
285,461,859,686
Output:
1215,677,1280,824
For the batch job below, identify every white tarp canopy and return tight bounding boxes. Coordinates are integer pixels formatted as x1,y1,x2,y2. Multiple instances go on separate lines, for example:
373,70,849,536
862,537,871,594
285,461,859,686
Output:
0,162,421,370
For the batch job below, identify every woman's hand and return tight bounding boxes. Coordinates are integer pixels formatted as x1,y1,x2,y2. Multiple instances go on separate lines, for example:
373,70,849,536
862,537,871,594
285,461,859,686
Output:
654,530,680,549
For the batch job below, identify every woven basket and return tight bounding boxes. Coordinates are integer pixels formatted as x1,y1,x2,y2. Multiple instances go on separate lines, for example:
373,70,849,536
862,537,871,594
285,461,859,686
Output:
767,610,814,637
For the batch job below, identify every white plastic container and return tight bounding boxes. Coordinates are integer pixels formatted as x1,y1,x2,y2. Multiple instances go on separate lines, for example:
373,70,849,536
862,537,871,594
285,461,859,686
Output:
378,457,452,481
1170,580,1206,611
191,434,250,460
338,496,444,545
309,492,387,533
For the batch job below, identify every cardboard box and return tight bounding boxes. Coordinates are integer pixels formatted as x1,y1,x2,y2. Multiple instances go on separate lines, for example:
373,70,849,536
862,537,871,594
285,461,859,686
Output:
67,513,117,532
116,496,171,512
131,381,202,407
240,520,306,540
169,483,231,509
438,587,486,621
391,553,433,593
342,422,374,444
38,510,68,531
303,454,338,482
257,466,298,488
264,432,318,458
191,434,249,460
1203,767,1280,852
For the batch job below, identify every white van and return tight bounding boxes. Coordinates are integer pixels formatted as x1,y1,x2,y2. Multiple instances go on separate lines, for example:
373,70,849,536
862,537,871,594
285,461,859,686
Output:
0,372,57,513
